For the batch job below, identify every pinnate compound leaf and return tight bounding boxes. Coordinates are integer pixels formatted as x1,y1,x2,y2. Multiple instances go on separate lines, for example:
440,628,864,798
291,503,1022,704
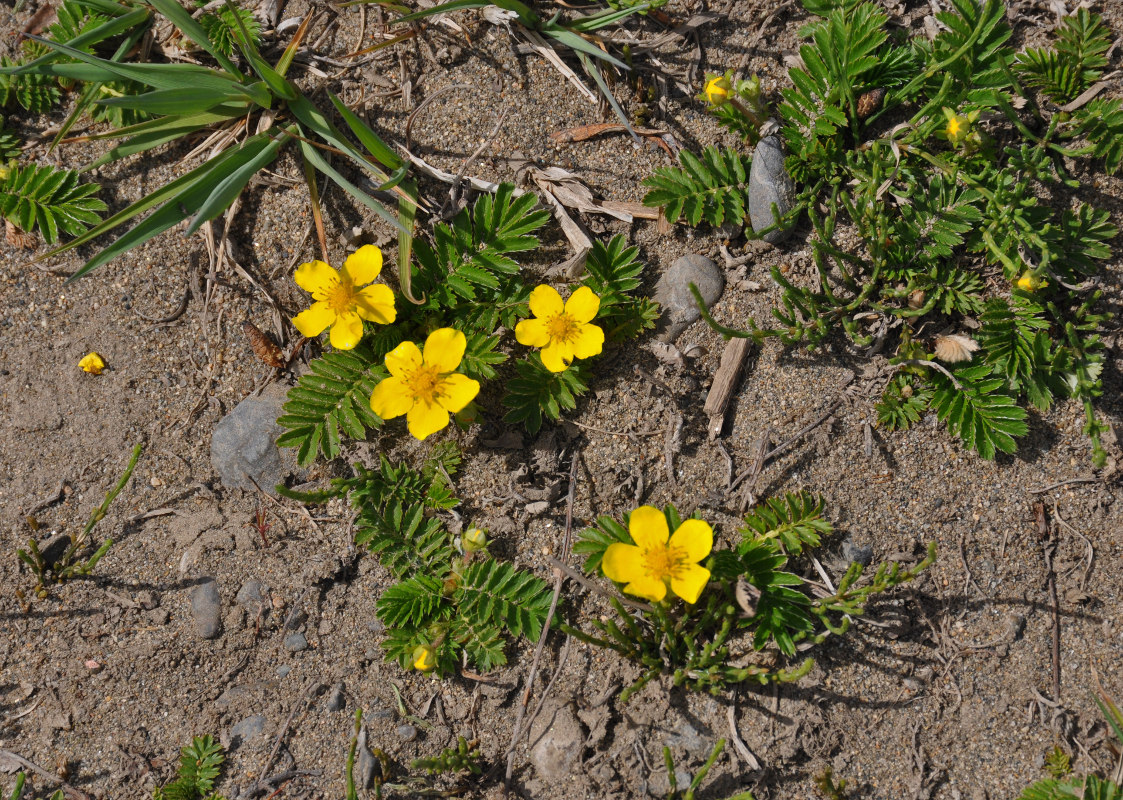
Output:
276,346,386,466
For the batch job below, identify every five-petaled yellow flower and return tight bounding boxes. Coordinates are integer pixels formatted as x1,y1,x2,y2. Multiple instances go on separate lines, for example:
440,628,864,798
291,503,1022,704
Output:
602,506,713,604
412,644,436,672
370,328,480,441
704,75,731,106
515,285,604,373
79,352,106,374
291,245,396,351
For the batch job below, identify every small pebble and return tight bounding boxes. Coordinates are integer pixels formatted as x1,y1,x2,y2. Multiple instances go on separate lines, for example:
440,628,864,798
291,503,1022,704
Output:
276,665,291,678
748,135,797,243
283,632,308,653
190,578,222,640
841,539,874,567
229,714,267,746
325,683,346,712
235,580,267,610
653,254,725,342
396,724,418,742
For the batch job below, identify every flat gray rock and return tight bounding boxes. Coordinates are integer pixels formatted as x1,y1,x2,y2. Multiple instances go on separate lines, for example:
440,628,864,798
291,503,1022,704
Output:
654,254,725,341
235,580,267,610
530,702,585,781
748,135,797,243
283,632,308,652
210,383,297,494
190,578,222,640
229,714,267,747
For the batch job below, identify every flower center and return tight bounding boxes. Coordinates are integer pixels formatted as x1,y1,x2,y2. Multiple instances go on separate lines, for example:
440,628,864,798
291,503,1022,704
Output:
325,280,357,314
405,364,442,403
546,312,579,344
947,118,961,137
642,542,685,581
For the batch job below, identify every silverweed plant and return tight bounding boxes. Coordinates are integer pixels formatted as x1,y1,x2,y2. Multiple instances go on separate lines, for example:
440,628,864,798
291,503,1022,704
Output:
3,775,62,800
567,497,935,701
277,184,657,462
663,740,755,800
1017,690,1123,800
152,735,227,800
280,446,554,675
17,442,141,599
644,0,1121,465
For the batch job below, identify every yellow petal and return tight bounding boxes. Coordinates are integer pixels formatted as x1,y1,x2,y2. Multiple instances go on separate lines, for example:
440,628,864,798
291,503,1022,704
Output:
668,519,714,563
628,506,669,550
423,327,466,373
528,284,563,319
294,260,339,299
329,312,364,350
407,400,449,440
385,340,423,377
292,302,336,338
342,244,383,285
570,321,604,360
670,563,711,604
355,284,396,324
625,575,667,602
370,376,413,420
540,344,570,373
436,373,480,413
565,286,601,324
79,352,105,374
515,317,550,348
602,542,645,584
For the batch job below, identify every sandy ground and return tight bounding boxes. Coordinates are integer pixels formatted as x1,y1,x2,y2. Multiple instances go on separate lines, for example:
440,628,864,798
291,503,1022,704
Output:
1,0,1122,798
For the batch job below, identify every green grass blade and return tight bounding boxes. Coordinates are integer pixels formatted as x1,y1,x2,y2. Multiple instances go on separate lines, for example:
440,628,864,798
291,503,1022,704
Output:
3,6,151,70
185,129,290,234
46,143,263,264
329,92,402,170
19,36,246,91
567,4,650,32
297,137,407,234
146,0,243,79
397,178,420,302
95,85,248,115
546,27,627,69
575,50,637,140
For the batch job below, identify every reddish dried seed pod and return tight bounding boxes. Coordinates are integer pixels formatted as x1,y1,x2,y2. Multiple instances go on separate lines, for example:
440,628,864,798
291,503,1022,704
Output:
242,321,285,369
856,87,886,120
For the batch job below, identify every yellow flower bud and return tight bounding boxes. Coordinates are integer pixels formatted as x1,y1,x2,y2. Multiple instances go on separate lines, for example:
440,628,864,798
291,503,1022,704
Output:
0,164,9,181
412,644,436,672
79,352,106,374
1017,271,1048,292
704,76,732,106
462,528,488,553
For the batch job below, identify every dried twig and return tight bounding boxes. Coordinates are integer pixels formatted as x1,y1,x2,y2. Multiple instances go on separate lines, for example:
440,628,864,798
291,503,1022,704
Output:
1028,476,1103,494
704,337,753,438
1034,502,1062,700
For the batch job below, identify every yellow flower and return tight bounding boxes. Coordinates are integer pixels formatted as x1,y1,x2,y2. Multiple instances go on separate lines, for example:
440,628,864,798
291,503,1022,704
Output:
602,506,713,604
291,245,396,350
412,644,436,672
515,285,604,373
79,352,106,374
1017,271,1048,292
704,75,731,106
946,115,963,140
370,328,480,440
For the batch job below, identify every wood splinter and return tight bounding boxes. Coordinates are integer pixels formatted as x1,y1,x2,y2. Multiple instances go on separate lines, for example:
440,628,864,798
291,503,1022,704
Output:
703,337,753,439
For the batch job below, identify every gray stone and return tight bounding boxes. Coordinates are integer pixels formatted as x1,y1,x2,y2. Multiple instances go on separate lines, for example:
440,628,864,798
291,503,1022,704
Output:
210,383,297,494
190,578,222,640
653,254,725,341
842,539,874,567
325,683,346,712
355,729,377,788
664,719,709,756
36,532,70,568
276,665,291,678
396,724,418,742
229,714,267,746
283,632,308,653
748,135,797,243
235,580,267,610
530,702,585,781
